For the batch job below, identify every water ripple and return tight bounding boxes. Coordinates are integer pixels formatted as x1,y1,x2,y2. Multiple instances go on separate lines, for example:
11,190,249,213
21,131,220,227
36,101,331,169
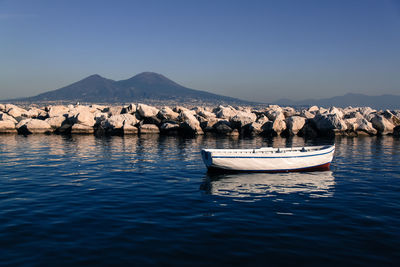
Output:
0,135,399,265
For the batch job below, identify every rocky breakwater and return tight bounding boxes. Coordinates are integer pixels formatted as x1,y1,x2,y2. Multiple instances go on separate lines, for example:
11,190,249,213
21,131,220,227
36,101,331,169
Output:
0,103,399,137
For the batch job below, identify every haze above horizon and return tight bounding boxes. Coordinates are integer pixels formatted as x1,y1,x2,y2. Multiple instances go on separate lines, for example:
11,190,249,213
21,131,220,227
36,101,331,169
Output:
1,0,399,102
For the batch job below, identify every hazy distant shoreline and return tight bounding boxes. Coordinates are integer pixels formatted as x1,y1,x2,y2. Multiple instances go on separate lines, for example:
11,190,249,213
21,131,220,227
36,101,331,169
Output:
0,103,399,138
3,71,399,110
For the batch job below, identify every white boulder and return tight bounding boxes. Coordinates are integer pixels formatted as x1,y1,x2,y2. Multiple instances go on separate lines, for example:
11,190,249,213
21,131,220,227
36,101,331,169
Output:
215,105,238,120
75,111,95,127
99,114,139,135
158,106,179,121
272,119,287,134
266,110,285,121
382,110,400,126
48,105,69,117
262,119,287,136
308,106,319,113
139,124,160,134
0,120,17,133
198,110,216,120
138,104,159,118
71,123,94,134
230,111,257,129
17,119,52,134
300,109,315,119
344,117,377,136
123,124,138,134
328,107,344,118
7,107,27,118
371,114,395,135
103,106,123,116
256,115,269,125
180,111,203,135
45,116,67,129
0,112,18,123
313,114,347,134
283,107,296,118
285,116,306,135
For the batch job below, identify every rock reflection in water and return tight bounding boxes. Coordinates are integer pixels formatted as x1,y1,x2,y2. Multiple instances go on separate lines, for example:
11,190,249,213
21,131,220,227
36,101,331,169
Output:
201,171,335,200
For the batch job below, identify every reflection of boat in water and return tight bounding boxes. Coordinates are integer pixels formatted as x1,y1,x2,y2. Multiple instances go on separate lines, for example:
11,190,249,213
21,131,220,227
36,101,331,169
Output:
200,171,335,199
201,145,335,173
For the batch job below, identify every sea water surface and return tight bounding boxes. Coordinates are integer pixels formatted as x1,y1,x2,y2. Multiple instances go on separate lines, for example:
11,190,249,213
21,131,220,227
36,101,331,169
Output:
0,134,399,266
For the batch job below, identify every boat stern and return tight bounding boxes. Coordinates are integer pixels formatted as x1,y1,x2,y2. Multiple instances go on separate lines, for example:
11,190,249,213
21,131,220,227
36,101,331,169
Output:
201,149,213,168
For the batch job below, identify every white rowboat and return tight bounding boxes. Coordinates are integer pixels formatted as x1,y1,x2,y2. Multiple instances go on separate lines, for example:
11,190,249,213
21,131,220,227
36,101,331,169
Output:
201,145,335,173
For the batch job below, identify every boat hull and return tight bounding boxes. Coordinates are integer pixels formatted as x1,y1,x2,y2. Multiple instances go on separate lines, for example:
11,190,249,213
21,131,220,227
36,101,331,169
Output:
201,145,334,173
206,162,331,173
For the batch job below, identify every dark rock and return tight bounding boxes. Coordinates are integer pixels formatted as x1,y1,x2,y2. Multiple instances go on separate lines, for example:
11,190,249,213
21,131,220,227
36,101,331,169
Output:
285,116,306,136
160,122,180,135
179,111,203,135
394,126,400,137
299,120,318,138
313,114,347,135
213,120,234,135
241,122,263,136
121,104,136,114
371,114,395,135
229,111,257,129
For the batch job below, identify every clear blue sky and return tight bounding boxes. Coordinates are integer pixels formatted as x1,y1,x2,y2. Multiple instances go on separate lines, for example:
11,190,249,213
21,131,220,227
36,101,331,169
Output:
1,0,399,102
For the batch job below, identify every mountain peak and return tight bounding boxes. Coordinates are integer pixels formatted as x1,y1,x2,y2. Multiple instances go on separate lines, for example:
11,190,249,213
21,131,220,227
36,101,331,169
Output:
119,72,180,89
128,72,172,83
83,74,107,81
135,71,164,77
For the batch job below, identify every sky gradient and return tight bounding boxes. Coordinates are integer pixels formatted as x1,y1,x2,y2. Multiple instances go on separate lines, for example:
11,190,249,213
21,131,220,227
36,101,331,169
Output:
1,0,399,102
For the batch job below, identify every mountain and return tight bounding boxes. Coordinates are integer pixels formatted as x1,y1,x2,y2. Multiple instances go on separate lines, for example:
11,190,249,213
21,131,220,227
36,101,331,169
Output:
275,93,400,110
27,74,119,102
12,72,252,105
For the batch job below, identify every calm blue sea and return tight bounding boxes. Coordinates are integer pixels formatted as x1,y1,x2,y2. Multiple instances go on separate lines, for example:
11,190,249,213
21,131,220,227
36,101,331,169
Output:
0,135,399,266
